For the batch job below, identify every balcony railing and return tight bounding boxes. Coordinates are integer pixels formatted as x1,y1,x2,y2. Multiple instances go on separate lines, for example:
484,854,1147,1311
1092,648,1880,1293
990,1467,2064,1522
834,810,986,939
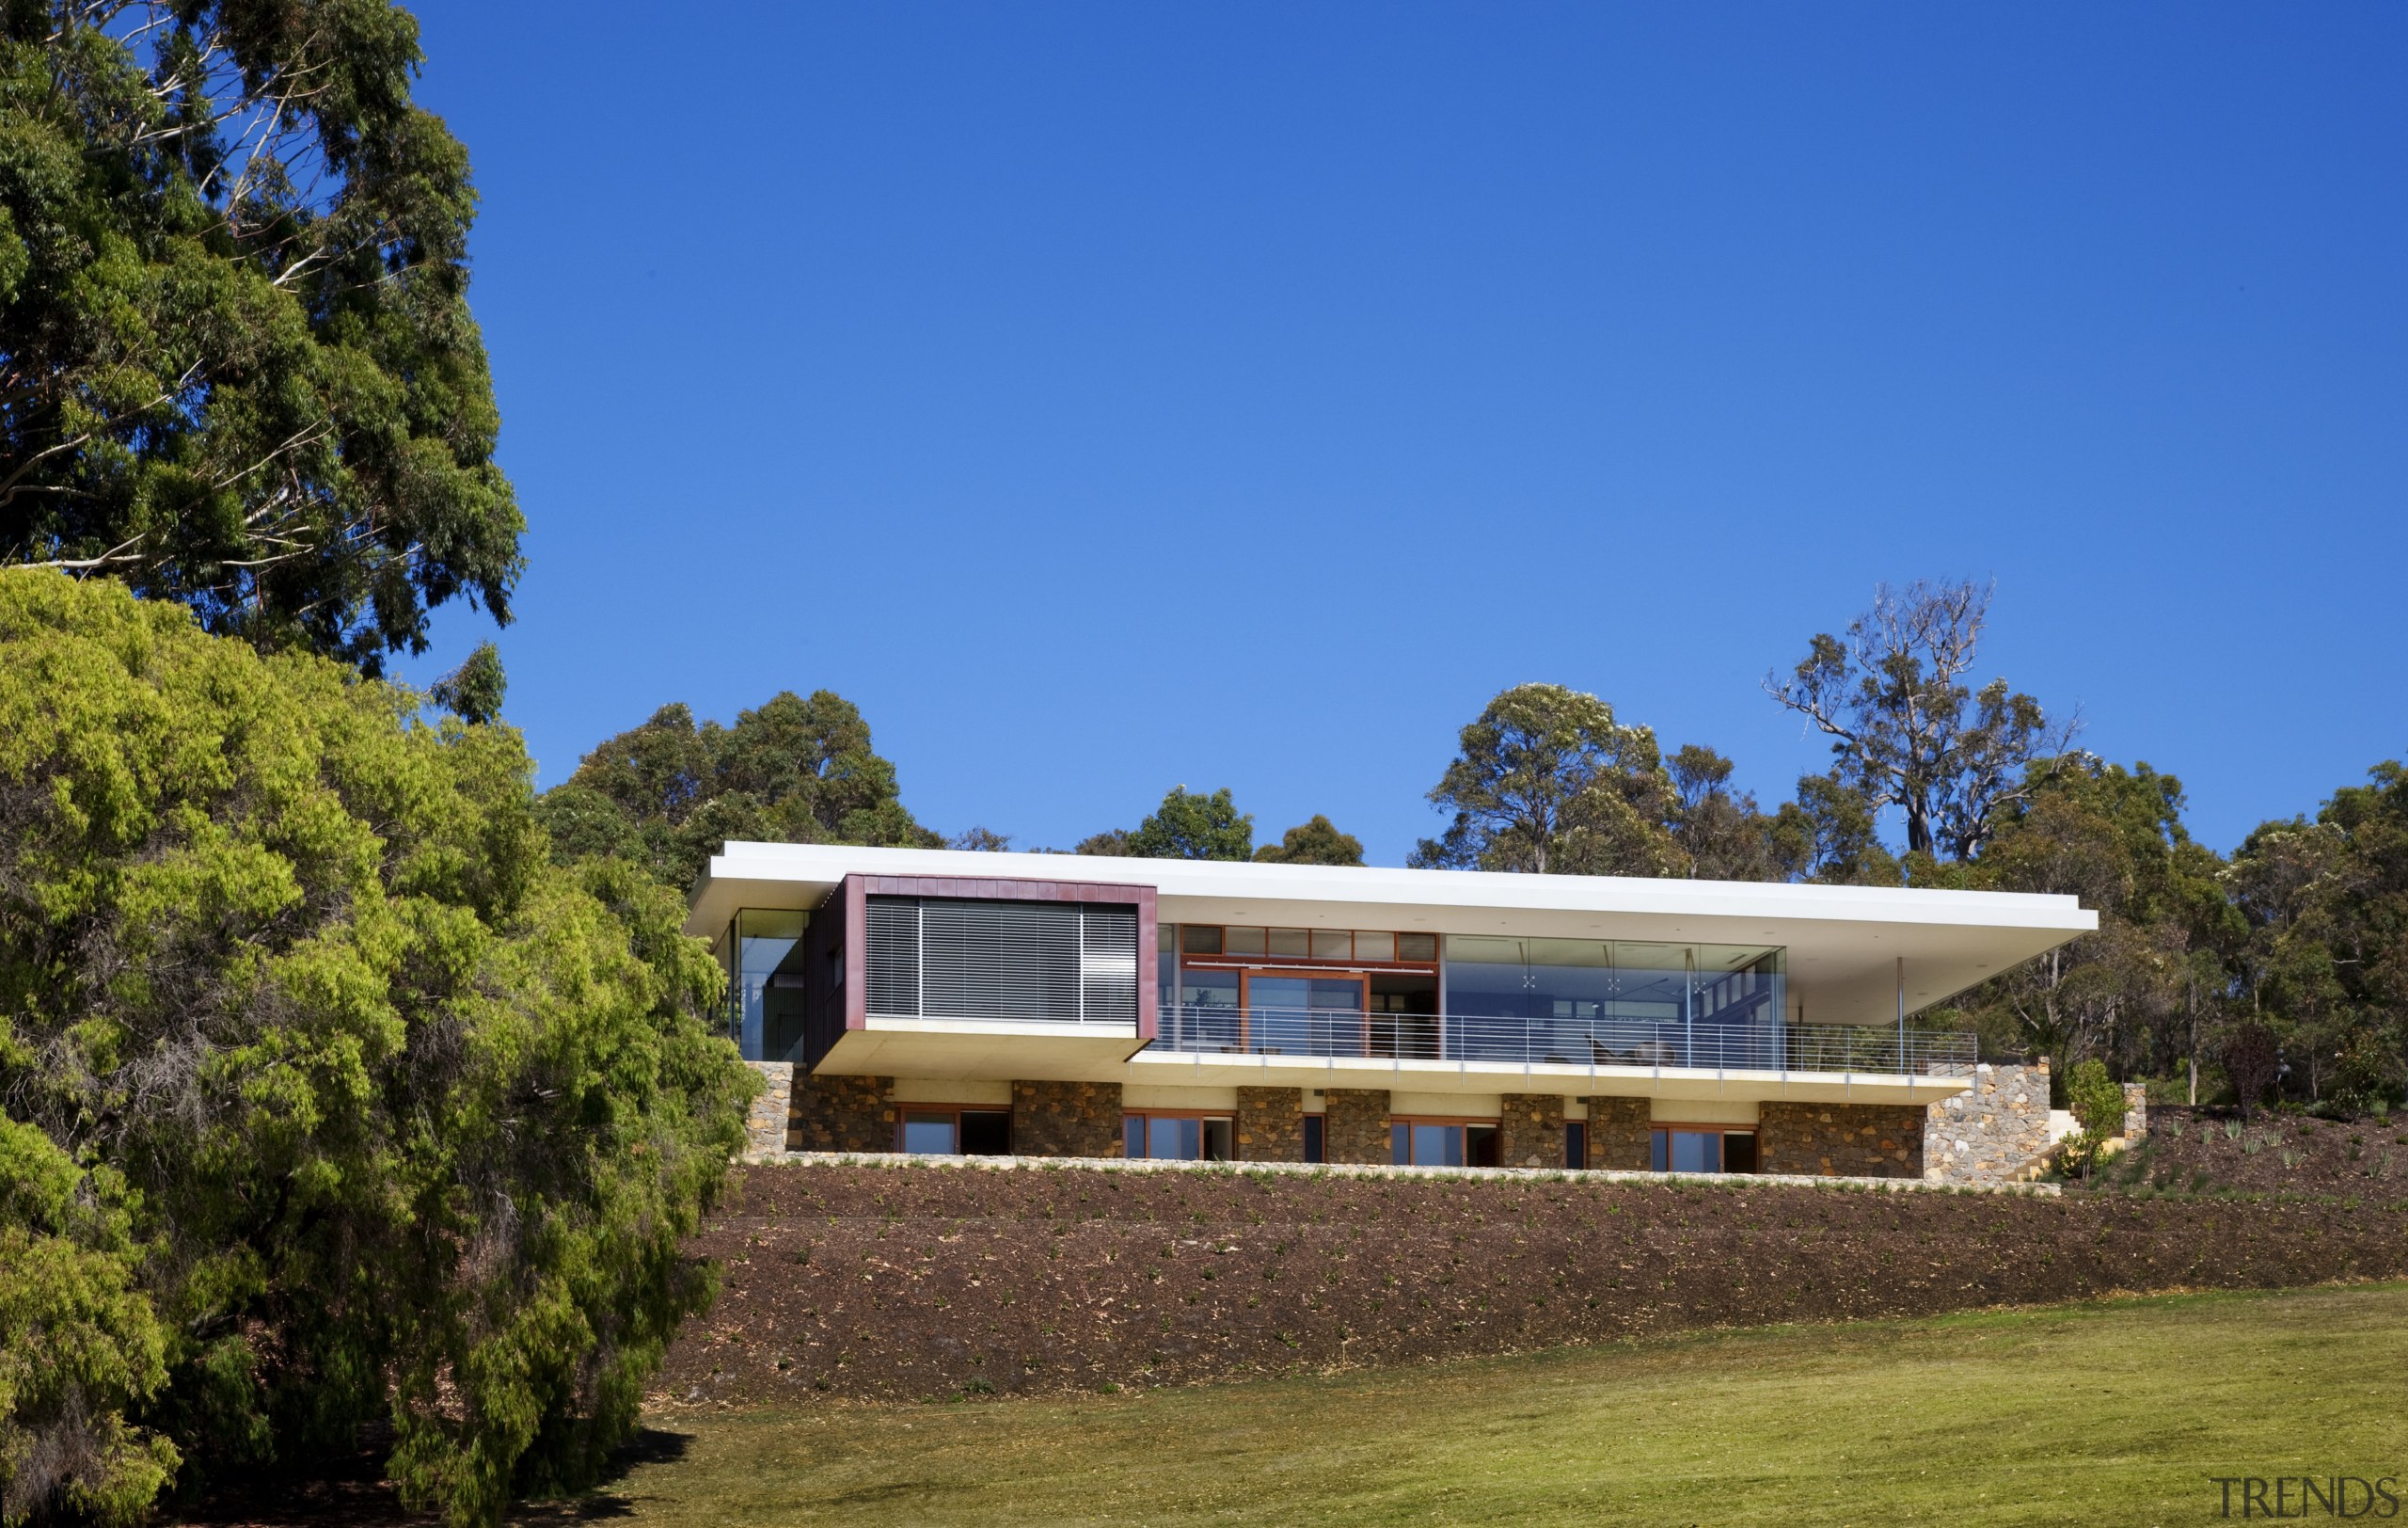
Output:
1154,1006,1976,1077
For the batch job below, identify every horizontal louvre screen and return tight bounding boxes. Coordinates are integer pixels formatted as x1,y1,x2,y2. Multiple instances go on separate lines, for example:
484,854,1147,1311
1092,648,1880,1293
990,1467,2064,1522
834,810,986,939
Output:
1080,905,1139,1025
865,895,1137,1025
865,897,921,1016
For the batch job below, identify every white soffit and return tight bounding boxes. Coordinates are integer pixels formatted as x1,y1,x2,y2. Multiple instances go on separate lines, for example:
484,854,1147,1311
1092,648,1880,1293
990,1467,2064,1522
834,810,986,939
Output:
688,843,2095,1021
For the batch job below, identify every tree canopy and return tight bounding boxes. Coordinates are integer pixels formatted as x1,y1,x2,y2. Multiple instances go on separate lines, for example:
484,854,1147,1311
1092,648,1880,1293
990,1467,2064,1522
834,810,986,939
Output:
0,573,751,1526
534,690,939,888
0,2,521,671
1254,814,1365,867
1411,684,1680,876
1766,580,2073,861
1115,786,1255,861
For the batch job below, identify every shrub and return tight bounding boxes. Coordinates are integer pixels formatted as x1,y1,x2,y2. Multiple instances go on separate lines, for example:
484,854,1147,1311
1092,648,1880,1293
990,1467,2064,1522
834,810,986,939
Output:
0,575,754,1525
2060,1060,2128,1181
2223,1025,2281,1122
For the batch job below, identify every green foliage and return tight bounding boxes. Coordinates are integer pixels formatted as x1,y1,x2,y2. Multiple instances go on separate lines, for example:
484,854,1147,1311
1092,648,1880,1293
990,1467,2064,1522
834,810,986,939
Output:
1126,787,1253,861
1666,744,1801,882
1411,684,1680,876
0,573,752,1525
1253,815,1364,867
0,3,522,670
535,692,940,888
0,1119,176,1526
1766,580,2071,860
2061,1059,2127,1180
431,642,508,726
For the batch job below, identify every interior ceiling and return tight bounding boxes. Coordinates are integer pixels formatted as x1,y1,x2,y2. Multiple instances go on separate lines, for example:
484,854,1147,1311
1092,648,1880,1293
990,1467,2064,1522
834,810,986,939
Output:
690,845,2095,1026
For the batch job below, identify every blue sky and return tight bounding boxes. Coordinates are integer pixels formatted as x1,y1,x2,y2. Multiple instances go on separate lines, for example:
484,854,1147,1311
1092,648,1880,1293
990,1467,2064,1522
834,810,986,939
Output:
394,1,2405,864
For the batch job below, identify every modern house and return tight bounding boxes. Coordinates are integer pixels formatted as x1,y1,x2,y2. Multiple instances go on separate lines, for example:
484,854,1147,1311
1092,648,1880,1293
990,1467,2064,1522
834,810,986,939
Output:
689,843,2091,1182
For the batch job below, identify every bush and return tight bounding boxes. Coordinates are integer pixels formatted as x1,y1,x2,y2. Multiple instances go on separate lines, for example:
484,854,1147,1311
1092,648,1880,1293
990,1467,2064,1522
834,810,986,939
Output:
2059,1060,2128,1181
0,574,755,1524
2223,1024,2280,1122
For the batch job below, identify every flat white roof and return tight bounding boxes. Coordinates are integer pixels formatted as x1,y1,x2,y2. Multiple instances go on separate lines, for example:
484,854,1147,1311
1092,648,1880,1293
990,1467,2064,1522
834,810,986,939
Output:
688,842,2094,1026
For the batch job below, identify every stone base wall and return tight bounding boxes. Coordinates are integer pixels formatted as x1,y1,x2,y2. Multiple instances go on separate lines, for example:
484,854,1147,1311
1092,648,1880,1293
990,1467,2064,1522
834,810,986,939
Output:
1237,1087,1305,1163
1497,1094,1565,1169
1584,1096,1652,1170
1323,1089,1391,1165
788,1071,895,1154
1011,1080,1123,1157
743,1062,794,1159
1924,1061,2052,1186
1759,1102,1925,1179
2121,1083,2148,1140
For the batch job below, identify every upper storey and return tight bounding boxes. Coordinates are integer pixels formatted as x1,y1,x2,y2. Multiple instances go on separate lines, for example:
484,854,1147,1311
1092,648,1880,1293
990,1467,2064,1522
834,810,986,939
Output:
687,841,2095,1028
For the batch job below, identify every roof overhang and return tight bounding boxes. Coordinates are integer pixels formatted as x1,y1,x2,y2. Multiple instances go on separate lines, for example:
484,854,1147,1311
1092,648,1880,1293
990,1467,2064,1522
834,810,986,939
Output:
688,843,2095,1025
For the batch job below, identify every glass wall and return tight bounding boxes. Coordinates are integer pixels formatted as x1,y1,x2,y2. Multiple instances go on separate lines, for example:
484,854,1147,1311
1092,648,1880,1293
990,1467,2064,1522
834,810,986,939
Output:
1442,938,1784,1068
734,908,809,1062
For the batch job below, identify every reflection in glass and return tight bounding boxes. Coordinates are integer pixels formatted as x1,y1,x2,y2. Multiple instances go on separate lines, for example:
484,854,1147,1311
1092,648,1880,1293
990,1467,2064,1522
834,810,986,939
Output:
902,1112,958,1154
736,909,809,1062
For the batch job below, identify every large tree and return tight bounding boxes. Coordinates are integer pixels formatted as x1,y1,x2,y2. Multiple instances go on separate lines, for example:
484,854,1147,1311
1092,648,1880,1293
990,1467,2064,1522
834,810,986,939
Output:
535,691,939,888
0,2,521,671
0,573,752,1526
1254,814,1365,867
1766,580,2074,861
1411,684,1680,876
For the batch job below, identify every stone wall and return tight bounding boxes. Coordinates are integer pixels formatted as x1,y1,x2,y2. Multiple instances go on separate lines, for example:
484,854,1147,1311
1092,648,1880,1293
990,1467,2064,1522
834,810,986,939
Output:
1759,1102,1925,1178
1924,1061,2052,1186
789,1071,895,1154
1497,1093,1565,1169
1237,1087,1306,1163
743,1061,794,1160
1584,1096,1652,1170
1323,1089,1391,1165
2121,1082,2148,1140
1011,1079,1124,1158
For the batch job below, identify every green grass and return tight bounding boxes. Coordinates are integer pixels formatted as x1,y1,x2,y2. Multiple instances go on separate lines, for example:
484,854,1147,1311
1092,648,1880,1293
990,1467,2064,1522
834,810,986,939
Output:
587,1284,2408,1526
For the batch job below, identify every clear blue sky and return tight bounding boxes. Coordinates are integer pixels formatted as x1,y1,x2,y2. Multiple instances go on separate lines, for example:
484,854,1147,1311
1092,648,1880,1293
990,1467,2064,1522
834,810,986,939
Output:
394,1,2405,864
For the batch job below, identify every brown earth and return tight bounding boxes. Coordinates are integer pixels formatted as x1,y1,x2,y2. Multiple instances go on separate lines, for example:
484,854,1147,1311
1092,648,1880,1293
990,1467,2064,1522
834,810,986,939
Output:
2088,1106,2408,1198
656,1160,2408,1407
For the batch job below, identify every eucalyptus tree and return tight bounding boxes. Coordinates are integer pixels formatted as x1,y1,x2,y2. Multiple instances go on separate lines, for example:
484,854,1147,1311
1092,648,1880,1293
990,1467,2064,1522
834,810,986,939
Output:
0,1,521,670
1411,683,1681,877
1766,580,2075,862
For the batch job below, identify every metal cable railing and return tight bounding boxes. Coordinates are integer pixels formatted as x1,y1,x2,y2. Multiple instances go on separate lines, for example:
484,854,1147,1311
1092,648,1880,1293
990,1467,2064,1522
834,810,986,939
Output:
1154,1005,1975,1077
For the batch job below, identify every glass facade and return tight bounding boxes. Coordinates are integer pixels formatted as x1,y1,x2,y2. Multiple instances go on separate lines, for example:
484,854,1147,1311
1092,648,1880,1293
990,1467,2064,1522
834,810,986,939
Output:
1442,937,1784,1068
732,908,809,1062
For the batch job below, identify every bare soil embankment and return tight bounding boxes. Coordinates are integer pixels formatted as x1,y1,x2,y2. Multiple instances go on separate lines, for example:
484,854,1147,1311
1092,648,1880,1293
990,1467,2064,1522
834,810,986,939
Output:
657,1161,2408,1406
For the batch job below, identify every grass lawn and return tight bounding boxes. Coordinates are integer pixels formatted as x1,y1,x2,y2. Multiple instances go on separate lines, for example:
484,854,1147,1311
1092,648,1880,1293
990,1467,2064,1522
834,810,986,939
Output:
594,1284,2408,1526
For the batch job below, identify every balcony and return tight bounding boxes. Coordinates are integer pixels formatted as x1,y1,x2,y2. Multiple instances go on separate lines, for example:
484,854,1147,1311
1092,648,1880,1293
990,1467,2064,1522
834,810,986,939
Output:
1153,1005,1976,1078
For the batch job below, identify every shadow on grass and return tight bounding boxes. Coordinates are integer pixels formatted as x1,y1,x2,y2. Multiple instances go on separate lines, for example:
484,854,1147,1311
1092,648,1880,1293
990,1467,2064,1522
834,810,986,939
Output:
172,1428,698,1526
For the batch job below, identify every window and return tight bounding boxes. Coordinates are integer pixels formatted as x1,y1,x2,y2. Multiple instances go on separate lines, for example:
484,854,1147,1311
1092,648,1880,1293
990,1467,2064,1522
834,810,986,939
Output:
733,909,809,1062
1390,1119,1499,1167
1303,1115,1324,1164
899,1107,1011,1155
865,896,1138,1025
1649,1126,1756,1174
1124,1114,1233,1161
1565,1121,1587,1170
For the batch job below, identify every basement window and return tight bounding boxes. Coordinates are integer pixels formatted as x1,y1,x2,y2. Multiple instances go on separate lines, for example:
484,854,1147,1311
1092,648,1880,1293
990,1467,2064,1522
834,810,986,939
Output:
899,1108,1011,1156
1124,1114,1233,1161
1650,1126,1756,1174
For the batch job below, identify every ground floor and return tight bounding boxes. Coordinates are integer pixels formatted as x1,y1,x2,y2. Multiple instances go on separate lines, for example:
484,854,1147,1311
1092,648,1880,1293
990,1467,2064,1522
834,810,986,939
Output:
753,1061,2077,1185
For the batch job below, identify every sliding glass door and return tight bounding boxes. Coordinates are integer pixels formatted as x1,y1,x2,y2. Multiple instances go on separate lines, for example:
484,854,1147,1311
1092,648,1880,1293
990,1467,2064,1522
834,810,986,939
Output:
1241,974,1367,1056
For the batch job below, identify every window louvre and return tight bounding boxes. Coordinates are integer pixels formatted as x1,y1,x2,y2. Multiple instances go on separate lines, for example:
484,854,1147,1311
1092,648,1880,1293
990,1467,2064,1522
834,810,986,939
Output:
865,896,1138,1025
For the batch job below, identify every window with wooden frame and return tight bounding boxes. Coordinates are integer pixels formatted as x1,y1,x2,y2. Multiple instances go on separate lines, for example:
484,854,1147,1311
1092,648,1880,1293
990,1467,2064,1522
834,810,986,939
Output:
1388,1116,1501,1168
897,1106,1011,1156
1648,1124,1757,1174
1123,1112,1234,1162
